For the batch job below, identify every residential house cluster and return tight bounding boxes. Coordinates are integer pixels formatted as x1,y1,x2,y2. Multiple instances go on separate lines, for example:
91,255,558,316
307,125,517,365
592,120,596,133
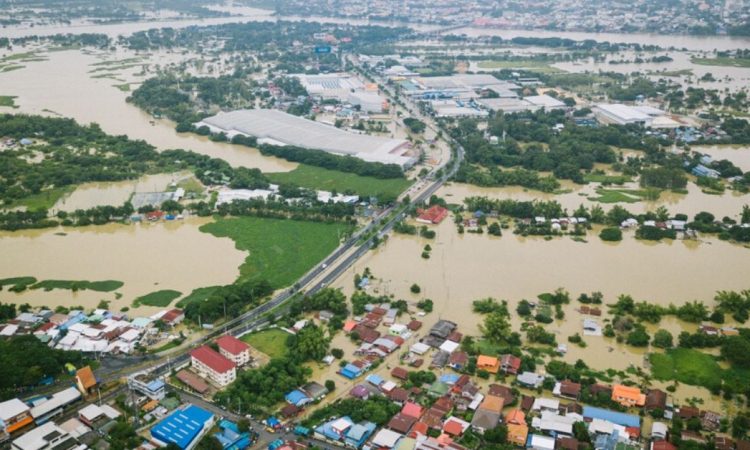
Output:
0,307,185,355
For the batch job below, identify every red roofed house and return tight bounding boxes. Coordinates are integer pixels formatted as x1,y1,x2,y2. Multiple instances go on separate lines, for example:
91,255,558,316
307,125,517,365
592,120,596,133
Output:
190,345,236,387
161,308,185,326
216,335,252,367
416,205,449,225
402,401,424,419
500,354,521,375
651,441,677,450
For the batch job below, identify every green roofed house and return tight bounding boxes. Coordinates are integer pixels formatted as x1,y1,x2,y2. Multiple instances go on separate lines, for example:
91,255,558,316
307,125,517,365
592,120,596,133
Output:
428,381,450,397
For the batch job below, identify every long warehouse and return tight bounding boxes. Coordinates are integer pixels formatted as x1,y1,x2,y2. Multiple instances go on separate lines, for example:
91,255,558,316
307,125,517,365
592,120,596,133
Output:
196,109,416,169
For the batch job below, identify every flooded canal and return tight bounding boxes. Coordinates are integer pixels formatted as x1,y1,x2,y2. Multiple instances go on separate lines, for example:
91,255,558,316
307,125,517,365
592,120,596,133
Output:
0,217,245,313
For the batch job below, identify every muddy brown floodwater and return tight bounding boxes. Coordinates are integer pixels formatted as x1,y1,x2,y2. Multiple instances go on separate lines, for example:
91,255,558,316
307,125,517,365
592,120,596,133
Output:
0,217,245,314
332,218,750,336
440,179,750,220
0,49,295,172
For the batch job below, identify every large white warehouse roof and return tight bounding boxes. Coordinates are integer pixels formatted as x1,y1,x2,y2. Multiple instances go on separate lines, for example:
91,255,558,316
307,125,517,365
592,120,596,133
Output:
197,109,414,168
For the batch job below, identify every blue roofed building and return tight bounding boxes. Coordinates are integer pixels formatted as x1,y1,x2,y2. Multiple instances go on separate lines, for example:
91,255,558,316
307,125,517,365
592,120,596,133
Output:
692,164,721,179
344,421,377,448
340,363,364,379
151,404,215,449
285,389,312,407
59,311,87,330
366,374,384,387
314,416,354,442
440,374,460,385
583,406,640,428
214,419,252,450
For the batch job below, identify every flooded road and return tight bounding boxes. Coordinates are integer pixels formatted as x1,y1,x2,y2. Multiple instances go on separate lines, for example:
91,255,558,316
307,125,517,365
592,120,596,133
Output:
0,217,245,313
0,49,296,171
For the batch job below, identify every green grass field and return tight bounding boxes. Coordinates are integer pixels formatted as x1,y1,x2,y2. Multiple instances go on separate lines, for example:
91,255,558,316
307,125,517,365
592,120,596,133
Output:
200,216,352,288
0,95,18,108
692,57,750,68
265,165,411,200
477,60,564,73
176,286,221,308
0,277,37,291
241,328,290,359
31,279,123,292
10,186,76,211
650,348,723,390
133,289,182,307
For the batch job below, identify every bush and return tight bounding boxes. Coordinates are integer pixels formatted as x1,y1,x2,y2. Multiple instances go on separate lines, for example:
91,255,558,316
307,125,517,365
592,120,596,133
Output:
652,330,673,349
599,227,623,241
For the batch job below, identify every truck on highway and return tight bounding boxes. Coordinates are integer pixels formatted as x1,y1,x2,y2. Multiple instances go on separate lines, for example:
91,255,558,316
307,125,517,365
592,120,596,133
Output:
294,425,311,437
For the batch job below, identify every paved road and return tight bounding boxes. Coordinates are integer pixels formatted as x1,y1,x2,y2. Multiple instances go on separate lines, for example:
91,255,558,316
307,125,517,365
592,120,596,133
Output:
67,55,465,449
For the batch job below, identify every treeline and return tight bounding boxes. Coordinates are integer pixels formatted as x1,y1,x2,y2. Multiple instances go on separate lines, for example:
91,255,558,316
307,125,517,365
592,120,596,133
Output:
0,335,85,400
0,33,110,49
127,72,259,125
182,279,273,324
0,115,274,217
453,165,560,192
194,198,357,224
449,110,668,186
119,21,410,52
485,35,662,52
0,203,137,231
256,144,404,179
463,197,750,243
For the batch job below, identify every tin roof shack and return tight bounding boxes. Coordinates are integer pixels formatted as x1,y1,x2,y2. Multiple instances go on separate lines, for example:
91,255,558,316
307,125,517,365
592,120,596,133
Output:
470,395,504,434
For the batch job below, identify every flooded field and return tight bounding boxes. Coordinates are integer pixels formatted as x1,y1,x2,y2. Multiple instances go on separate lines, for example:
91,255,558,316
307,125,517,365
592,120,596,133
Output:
440,179,750,220
0,217,245,313
449,27,750,51
52,173,185,212
333,217,750,337
0,48,295,172
692,145,750,172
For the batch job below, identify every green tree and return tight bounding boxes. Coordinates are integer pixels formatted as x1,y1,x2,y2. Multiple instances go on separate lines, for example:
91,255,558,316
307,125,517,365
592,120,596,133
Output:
410,283,421,294
721,336,750,368
288,324,331,362
652,330,673,349
481,311,511,344
626,325,650,347
599,227,623,241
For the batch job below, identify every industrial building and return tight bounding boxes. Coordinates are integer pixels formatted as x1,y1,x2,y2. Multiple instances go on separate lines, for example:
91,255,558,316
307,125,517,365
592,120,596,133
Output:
291,73,364,100
592,104,681,128
478,94,566,114
429,100,488,118
399,75,520,100
150,404,215,450
291,73,387,113
196,109,416,169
